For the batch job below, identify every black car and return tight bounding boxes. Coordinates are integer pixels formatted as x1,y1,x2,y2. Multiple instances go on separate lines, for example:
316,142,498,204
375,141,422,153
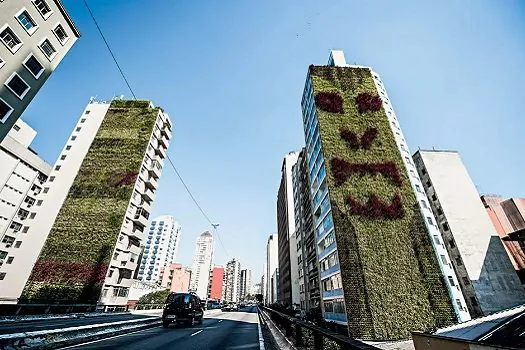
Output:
162,293,204,328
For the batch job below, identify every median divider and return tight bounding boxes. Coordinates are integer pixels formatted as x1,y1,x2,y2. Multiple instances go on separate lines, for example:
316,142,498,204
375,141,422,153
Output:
0,316,161,350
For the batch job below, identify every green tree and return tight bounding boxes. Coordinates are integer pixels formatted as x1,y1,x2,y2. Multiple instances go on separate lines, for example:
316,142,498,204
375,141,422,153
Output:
137,289,170,304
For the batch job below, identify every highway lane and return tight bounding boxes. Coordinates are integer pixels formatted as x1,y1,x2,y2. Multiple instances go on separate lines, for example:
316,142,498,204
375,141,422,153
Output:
0,313,154,335
61,307,261,350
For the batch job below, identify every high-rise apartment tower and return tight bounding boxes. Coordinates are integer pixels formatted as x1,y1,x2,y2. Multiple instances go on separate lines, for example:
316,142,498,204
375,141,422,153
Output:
189,231,214,299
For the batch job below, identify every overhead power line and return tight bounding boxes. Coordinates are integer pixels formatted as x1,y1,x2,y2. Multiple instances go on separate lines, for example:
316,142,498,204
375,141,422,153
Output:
82,0,228,256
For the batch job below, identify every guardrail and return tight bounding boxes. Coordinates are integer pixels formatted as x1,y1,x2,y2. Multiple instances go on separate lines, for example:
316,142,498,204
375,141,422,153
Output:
0,303,96,316
259,306,379,350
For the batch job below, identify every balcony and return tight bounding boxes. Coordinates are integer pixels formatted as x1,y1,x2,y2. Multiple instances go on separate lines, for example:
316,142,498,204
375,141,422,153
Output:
133,209,148,228
145,174,158,189
324,311,347,322
148,161,162,179
320,264,340,279
318,242,336,260
155,146,166,159
141,186,155,202
159,133,169,148
17,209,29,221
161,125,172,140
323,288,344,299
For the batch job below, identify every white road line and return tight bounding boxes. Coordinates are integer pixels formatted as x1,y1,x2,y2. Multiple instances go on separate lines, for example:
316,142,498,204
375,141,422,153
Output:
257,310,266,350
59,325,161,349
218,320,223,323
190,330,203,337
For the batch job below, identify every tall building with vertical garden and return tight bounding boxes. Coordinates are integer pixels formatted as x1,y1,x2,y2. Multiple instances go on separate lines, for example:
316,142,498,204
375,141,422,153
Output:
21,99,172,310
301,51,469,340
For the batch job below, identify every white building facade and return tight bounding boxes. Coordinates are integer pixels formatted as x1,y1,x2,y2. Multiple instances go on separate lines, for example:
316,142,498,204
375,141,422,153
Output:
138,215,181,283
0,119,51,301
223,258,241,302
0,99,172,306
265,233,279,304
239,268,252,299
413,150,525,316
189,231,214,300
0,0,79,142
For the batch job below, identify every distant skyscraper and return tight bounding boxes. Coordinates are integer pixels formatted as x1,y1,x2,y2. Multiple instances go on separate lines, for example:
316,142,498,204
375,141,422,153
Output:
293,148,320,311
277,152,301,308
208,266,224,300
413,150,525,316
261,263,267,303
160,263,190,293
0,120,51,303
18,99,171,309
138,215,181,282
223,258,241,302
265,234,279,304
189,231,214,299
240,269,252,300
481,195,525,285
300,50,463,339
0,0,80,142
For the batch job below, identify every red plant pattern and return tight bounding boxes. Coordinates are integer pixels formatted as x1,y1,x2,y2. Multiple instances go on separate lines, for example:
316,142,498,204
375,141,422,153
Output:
339,127,378,150
109,171,138,187
356,93,382,113
330,158,403,187
30,261,109,284
315,92,343,113
345,194,404,219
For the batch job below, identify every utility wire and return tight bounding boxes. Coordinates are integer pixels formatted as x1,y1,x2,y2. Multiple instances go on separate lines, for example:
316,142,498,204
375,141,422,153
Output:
83,0,228,256
82,0,136,100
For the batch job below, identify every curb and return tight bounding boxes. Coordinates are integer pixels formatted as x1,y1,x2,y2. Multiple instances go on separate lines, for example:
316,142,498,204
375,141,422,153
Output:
0,312,130,325
0,317,161,349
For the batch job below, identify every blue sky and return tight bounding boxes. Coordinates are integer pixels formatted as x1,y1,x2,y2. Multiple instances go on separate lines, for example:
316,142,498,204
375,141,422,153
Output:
22,0,525,282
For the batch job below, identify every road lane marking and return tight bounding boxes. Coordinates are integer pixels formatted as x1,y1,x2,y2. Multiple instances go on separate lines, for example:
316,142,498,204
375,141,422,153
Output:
218,320,223,323
190,330,203,337
59,325,162,349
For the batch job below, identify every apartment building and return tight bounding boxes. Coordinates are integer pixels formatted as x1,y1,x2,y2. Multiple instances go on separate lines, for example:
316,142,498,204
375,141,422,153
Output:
189,231,214,300
413,150,525,316
160,263,190,293
239,268,252,300
277,151,301,308
292,148,320,312
207,266,224,300
0,0,79,142
223,258,241,303
299,50,464,339
138,215,181,283
2,98,171,308
265,234,279,304
0,119,51,302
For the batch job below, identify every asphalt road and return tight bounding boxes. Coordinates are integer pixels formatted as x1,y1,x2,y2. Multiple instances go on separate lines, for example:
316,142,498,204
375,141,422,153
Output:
0,313,153,335
60,307,261,350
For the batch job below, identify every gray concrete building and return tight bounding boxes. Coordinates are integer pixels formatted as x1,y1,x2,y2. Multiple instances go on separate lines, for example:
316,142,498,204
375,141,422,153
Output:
0,0,79,142
413,150,525,316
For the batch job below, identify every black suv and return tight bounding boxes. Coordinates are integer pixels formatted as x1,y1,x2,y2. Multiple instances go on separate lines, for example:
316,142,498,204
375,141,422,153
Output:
162,293,204,328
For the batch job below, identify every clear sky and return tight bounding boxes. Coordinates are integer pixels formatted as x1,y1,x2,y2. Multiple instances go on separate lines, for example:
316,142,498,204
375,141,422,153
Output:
22,0,525,281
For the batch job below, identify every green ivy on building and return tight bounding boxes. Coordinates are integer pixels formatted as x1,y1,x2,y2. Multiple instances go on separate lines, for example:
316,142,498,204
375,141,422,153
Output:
22,100,159,303
310,66,455,340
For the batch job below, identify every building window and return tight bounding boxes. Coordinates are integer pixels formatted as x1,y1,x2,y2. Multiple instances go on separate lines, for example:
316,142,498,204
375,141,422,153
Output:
22,226,29,233
60,155,66,160
447,276,455,286
462,277,470,285
0,26,23,53
0,98,14,123
449,239,456,248
80,118,86,123
433,235,441,245
65,145,71,150
420,200,428,209
0,273,5,280
6,257,14,264
49,176,55,182
108,269,113,277
75,127,81,132
23,54,45,79
39,38,57,60
426,217,433,226
5,73,31,100
71,136,76,141
431,194,437,201
0,56,4,69
14,241,22,248
470,296,478,306
442,222,450,231
9,222,22,232
43,187,49,193
456,299,464,311
36,200,43,206
29,212,36,219
415,184,422,193
455,257,463,266
54,165,60,171
53,24,69,44
85,110,90,115
16,10,38,34
437,207,443,216
421,168,426,175
440,255,447,265
13,124,20,131
33,0,53,19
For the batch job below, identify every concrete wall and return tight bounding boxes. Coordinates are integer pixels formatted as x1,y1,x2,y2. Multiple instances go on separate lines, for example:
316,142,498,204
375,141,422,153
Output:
412,333,500,350
0,0,79,141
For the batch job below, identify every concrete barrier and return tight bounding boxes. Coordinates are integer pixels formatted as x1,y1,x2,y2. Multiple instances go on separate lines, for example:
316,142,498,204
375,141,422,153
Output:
0,317,161,350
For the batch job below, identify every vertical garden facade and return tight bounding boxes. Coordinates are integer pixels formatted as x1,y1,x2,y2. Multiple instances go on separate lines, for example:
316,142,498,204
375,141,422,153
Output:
22,99,171,308
301,55,456,339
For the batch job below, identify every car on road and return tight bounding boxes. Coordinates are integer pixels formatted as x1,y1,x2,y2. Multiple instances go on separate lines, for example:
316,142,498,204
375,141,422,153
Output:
162,293,204,328
221,302,238,312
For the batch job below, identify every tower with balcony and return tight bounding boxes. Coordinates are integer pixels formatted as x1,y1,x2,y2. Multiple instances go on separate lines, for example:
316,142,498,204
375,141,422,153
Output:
300,51,465,339
15,98,171,309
